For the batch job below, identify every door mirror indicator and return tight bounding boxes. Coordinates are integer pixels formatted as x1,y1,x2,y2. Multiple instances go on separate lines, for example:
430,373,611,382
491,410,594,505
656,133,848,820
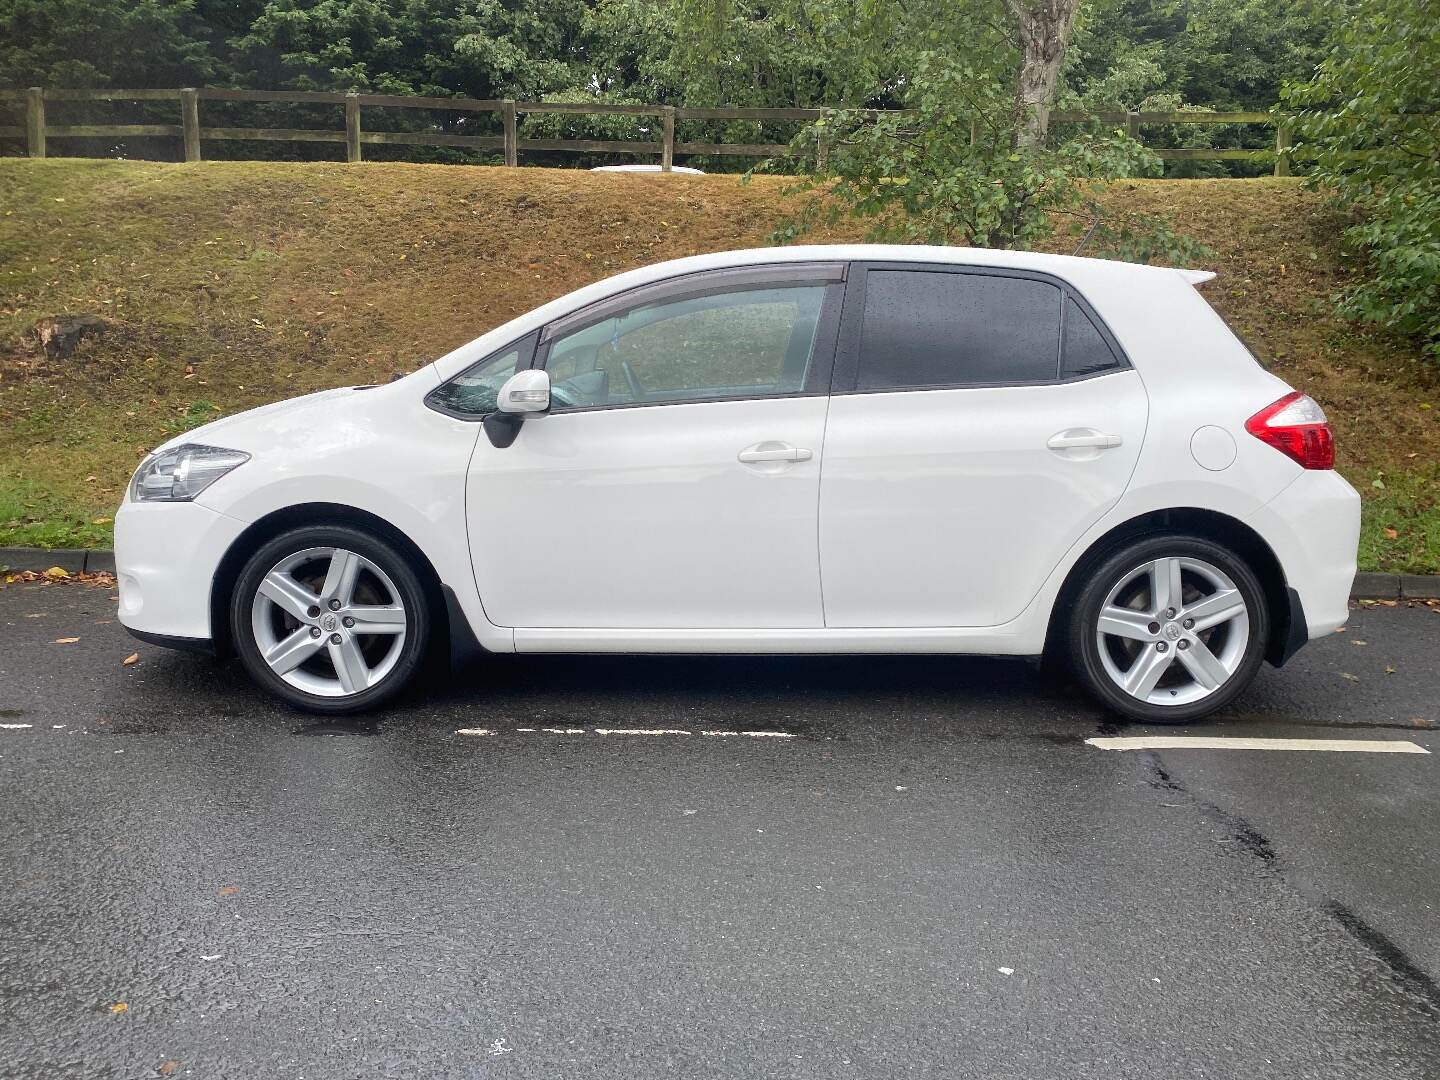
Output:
496,369,551,414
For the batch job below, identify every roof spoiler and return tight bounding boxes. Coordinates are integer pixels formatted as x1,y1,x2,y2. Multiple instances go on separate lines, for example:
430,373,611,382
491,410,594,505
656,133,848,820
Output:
1177,269,1217,285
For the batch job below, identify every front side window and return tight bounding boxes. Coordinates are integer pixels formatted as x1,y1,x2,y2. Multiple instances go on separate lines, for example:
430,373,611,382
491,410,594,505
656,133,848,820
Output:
543,284,828,409
856,270,1063,389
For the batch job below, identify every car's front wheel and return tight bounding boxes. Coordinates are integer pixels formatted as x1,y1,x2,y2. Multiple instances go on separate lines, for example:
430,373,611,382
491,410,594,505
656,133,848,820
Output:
230,525,431,713
1067,534,1269,724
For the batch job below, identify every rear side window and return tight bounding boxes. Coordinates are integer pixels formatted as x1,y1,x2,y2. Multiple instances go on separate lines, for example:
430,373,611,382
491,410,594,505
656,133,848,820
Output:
856,270,1061,389
1061,297,1122,378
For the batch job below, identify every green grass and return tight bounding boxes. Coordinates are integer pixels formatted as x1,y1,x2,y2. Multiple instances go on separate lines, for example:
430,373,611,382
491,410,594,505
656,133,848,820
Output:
1,159,1437,572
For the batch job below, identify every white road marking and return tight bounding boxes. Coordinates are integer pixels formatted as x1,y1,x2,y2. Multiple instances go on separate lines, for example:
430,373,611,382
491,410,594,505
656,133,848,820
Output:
700,730,797,738
0,723,32,730
455,728,495,736
1086,736,1430,754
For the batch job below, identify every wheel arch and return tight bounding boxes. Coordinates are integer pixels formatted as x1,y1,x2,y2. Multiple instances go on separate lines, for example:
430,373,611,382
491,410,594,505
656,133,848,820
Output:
209,502,466,663
1043,507,1293,666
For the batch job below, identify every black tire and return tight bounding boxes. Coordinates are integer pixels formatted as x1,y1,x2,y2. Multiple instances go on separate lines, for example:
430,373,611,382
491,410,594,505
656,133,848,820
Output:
230,524,431,714
1066,533,1269,724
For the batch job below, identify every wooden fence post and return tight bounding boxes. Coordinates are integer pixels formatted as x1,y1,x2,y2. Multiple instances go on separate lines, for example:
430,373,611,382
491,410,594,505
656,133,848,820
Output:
25,87,45,158
345,92,362,163
180,88,201,162
502,99,517,166
661,105,675,171
1125,111,1140,140
1273,119,1292,177
969,117,979,148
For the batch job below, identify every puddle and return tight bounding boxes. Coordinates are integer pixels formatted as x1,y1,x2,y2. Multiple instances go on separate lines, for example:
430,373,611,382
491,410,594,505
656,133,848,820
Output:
0,709,26,719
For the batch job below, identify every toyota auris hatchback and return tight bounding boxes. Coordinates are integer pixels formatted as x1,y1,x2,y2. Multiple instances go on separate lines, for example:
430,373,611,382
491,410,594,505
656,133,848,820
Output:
115,246,1360,721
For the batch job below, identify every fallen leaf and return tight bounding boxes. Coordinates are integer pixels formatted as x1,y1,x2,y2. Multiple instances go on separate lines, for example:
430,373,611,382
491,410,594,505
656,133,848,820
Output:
1385,665,1396,674
54,637,80,644
92,517,111,526
44,566,70,580
1384,527,1399,540
158,1062,182,1077
1341,672,1360,681
217,885,239,897
122,652,139,667
1351,639,1368,646
109,1002,128,1015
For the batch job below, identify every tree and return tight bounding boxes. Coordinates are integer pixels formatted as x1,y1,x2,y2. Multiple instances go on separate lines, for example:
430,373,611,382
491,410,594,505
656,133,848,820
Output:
1280,0,1440,358
1011,0,1083,147
0,0,219,88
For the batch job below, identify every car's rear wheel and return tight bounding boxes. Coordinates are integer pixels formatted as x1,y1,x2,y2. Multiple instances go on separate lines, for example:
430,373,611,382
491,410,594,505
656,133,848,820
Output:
1067,534,1269,724
231,525,431,713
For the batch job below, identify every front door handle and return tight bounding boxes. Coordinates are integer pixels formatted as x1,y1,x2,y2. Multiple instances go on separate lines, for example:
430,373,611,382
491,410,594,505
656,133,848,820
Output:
1047,430,1123,451
737,443,813,464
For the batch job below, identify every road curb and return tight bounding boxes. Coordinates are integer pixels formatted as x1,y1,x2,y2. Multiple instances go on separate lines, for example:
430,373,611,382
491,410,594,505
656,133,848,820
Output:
2,546,1438,599
2,547,115,575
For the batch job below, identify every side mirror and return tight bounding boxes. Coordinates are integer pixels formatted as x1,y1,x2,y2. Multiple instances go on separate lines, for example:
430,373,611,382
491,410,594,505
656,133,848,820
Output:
496,369,551,414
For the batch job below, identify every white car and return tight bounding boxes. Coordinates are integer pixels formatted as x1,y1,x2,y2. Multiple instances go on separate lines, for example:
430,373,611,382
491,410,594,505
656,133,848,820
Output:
114,245,1360,722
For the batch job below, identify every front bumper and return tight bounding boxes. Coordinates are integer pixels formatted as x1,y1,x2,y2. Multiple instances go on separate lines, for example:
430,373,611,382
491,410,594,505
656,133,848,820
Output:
114,499,247,641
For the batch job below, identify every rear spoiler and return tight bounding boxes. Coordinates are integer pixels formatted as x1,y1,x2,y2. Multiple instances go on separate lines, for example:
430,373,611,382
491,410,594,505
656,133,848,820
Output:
1177,269,1216,285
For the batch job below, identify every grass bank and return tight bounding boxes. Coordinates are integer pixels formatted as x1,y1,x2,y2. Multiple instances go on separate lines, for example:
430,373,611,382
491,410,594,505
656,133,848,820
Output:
0,159,1435,571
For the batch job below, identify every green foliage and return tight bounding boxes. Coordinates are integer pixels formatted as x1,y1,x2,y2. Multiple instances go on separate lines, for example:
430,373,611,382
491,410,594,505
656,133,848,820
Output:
0,0,219,87
774,50,1208,265
1280,0,1440,359
233,0,586,98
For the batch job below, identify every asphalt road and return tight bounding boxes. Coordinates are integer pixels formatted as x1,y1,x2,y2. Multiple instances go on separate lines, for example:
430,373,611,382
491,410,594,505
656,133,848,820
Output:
2,581,1439,1080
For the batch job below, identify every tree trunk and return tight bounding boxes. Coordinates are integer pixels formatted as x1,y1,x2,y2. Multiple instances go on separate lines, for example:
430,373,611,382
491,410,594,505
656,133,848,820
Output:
1007,0,1082,149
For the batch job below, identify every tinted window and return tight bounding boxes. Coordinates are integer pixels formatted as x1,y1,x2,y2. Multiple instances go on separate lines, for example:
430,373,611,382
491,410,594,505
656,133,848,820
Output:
545,284,827,409
857,271,1061,389
1061,297,1122,378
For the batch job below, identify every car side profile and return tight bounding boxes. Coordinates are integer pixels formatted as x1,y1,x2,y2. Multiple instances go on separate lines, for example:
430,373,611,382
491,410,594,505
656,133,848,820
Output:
114,245,1360,722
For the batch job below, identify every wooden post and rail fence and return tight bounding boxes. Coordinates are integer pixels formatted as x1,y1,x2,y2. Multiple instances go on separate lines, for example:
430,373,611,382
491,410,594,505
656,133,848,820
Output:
1,86,1298,176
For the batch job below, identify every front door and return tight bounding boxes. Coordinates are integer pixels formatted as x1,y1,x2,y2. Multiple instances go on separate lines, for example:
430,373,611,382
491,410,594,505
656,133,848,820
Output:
466,265,845,630
818,263,1148,628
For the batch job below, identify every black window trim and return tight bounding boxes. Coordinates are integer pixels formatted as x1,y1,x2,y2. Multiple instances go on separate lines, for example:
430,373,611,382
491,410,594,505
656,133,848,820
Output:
423,329,539,421
532,262,850,416
829,261,1132,396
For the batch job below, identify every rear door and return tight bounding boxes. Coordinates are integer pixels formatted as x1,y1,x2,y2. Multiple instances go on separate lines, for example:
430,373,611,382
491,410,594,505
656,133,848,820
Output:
817,263,1148,628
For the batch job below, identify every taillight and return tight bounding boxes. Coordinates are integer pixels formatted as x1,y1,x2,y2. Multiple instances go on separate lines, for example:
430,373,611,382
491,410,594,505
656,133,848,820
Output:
1245,392,1335,470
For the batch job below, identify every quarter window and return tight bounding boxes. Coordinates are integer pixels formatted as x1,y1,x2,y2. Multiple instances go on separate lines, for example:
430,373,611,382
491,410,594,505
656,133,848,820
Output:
856,270,1063,389
427,341,528,417
1061,297,1122,378
544,284,828,409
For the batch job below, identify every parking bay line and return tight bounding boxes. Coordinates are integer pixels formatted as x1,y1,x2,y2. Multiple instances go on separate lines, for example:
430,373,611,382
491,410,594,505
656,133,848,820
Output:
1086,736,1429,754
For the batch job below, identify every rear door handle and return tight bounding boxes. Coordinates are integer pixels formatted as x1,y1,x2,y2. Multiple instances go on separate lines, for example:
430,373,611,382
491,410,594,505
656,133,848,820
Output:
1047,430,1123,450
738,444,813,464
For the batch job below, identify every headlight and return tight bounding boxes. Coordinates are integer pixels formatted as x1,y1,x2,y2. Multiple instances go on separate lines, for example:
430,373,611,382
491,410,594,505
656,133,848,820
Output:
130,444,250,502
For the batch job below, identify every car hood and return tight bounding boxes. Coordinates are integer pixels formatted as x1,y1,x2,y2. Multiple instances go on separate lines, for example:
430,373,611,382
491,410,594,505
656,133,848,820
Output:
151,385,372,456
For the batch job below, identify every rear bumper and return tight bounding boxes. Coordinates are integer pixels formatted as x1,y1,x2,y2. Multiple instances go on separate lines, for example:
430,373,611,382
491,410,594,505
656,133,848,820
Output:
1246,469,1360,642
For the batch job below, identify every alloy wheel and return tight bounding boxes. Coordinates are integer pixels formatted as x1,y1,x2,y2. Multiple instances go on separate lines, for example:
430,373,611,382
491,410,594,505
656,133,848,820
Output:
1094,556,1250,707
249,546,408,698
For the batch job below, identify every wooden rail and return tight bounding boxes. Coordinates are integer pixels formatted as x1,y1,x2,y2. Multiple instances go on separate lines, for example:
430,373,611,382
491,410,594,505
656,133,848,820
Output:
0,87,1300,176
